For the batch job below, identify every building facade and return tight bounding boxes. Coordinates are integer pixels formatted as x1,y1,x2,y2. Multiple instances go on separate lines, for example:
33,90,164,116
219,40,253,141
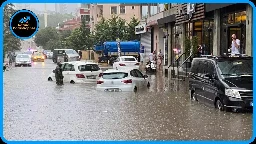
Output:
148,3,253,73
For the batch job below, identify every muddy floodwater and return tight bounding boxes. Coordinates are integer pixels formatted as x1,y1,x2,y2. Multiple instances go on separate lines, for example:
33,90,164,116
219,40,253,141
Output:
3,59,252,140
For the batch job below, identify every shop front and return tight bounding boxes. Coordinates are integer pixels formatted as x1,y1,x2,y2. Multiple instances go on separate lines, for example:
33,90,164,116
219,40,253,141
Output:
135,23,151,63
205,3,252,56
175,3,205,57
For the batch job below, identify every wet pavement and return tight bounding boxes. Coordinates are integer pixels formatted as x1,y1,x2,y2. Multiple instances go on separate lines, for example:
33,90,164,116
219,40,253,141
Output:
3,59,252,140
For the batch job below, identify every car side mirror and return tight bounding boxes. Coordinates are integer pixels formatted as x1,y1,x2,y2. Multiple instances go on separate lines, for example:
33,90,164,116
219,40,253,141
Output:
52,70,55,73
144,75,148,78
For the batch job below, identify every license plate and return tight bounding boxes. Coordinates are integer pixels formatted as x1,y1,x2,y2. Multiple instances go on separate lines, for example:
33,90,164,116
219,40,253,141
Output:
250,102,253,106
105,88,120,92
87,75,96,79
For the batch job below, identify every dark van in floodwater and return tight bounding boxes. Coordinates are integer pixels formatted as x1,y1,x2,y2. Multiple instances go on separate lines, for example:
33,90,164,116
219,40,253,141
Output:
189,56,252,112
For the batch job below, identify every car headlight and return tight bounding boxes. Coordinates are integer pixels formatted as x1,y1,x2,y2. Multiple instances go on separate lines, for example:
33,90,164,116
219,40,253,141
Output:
225,89,241,99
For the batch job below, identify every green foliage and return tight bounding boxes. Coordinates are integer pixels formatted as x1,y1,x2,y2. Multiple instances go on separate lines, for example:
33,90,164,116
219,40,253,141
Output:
66,17,93,50
184,36,191,56
125,17,140,41
184,36,199,58
191,36,199,54
34,27,59,48
93,16,140,45
4,3,21,56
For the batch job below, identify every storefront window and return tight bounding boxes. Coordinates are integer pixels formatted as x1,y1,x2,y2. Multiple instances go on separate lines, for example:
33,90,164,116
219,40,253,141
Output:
202,20,214,55
223,11,246,25
185,23,193,38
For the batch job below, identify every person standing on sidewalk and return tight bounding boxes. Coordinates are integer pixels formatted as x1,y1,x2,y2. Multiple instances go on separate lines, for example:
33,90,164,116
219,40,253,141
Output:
230,34,240,55
158,50,163,70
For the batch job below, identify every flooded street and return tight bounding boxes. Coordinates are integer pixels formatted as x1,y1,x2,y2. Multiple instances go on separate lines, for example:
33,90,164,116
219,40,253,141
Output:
3,59,252,140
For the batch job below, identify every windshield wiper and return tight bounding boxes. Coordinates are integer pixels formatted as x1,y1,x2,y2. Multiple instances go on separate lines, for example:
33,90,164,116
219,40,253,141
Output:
221,74,238,76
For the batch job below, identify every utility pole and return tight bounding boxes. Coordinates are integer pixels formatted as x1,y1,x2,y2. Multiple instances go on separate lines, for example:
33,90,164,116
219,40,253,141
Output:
44,4,47,28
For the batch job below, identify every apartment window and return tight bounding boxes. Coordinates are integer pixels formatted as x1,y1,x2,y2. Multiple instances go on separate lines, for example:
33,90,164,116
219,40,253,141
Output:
111,6,117,14
120,6,125,14
81,15,90,22
131,6,135,9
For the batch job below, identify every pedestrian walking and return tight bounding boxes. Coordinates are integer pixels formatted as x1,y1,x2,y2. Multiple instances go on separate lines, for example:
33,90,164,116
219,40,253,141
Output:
158,50,163,70
7,52,13,66
79,50,82,60
55,62,64,85
230,34,240,55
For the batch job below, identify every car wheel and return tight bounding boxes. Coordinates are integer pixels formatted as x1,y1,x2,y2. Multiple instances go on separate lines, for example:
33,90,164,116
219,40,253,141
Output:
134,86,137,92
191,90,198,101
70,80,75,84
48,77,53,81
215,99,225,111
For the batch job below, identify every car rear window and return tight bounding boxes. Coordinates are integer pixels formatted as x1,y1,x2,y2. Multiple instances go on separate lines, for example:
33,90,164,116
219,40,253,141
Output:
78,64,100,71
17,55,29,58
102,72,128,79
121,58,136,61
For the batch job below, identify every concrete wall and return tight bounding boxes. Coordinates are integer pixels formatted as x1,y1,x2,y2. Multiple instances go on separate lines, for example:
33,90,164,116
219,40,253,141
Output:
102,4,141,23
213,9,221,55
153,26,159,52
246,4,253,56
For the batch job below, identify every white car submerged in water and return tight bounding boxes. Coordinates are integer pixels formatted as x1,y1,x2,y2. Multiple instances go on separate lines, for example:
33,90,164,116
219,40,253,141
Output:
48,61,102,84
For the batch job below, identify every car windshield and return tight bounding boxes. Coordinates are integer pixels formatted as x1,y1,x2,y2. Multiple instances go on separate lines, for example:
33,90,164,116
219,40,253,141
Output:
217,59,252,77
78,64,100,71
102,72,128,79
121,58,136,61
17,55,29,58
24,51,32,54
65,50,78,54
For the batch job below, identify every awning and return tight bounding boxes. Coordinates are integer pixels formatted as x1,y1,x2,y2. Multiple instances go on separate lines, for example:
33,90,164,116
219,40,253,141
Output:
157,14,176,27
205,4,234,12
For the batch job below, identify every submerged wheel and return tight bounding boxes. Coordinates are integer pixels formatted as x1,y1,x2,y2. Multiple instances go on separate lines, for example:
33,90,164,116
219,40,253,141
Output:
48,77,53,81
70,80,75,84
191,91,198,101
215,99,224,111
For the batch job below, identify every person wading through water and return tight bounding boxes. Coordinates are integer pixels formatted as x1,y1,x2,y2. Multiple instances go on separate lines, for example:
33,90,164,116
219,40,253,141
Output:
55,62,64,85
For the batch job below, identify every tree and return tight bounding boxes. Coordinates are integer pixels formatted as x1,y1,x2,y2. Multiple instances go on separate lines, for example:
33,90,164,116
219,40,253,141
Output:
92,16,139,45
4,4,21,56
93,17,110,45
34,27,59,48
125,17,140,41
66,17,92,50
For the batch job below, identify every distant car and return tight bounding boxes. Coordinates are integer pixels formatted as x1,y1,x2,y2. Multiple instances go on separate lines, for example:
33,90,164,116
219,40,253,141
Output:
32,52,45,62
96,68,150,92
52,49,79,63
112,56,140,70
15,54,32,67
46,52,53,59
23,51,33,59
48,61,103,84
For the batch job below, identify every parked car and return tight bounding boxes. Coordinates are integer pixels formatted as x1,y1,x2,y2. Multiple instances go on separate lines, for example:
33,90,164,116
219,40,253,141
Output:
96,68,150,92
46,52,53,59
189,56,252,112
52,49,79,63
32,52,45,62
112,56,140,70
48,61,102,83
15,54,32,67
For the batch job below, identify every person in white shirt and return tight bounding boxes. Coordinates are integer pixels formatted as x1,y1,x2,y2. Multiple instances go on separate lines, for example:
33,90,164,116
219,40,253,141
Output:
149,52,153,61
230,34,240,54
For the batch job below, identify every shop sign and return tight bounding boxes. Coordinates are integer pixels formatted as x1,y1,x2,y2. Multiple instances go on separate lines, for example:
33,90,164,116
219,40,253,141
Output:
176,3,196,21
135,23,146,34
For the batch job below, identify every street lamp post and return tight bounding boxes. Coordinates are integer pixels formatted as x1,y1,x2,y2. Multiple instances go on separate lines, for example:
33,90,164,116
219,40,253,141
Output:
116,38,121,57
